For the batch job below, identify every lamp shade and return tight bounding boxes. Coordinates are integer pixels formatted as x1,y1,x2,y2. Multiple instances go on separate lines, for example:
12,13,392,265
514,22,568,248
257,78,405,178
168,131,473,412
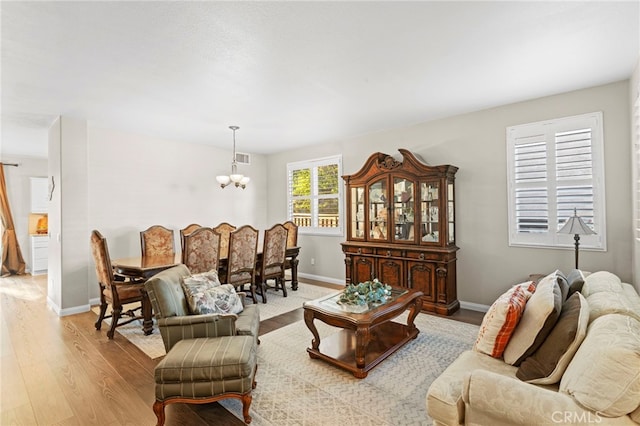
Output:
558,209,596,235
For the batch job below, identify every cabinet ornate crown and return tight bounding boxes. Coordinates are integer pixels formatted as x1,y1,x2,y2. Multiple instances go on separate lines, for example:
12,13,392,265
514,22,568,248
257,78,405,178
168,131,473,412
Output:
341,149,459,315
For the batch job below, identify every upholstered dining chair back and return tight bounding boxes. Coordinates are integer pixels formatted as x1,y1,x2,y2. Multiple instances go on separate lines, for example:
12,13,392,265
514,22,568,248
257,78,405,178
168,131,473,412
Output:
90,229,145,339
282,220,298,248
140,225,175,257
256,223,289,303
227,225,259,302
181,227,221,274
179,223,201,252
213,222,236,259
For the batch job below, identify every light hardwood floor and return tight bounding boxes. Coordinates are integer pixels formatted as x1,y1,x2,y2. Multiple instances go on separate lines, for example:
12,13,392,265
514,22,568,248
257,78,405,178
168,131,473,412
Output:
0,274,483,425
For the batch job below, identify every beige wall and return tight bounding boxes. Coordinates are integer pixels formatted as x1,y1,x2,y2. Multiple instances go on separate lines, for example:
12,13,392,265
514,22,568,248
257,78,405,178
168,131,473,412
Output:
85,123,269,302
267,81,633,307
631,56,640,291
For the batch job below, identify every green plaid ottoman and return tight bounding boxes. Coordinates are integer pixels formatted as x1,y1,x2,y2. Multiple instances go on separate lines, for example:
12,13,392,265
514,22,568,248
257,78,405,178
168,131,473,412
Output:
153,335,257,425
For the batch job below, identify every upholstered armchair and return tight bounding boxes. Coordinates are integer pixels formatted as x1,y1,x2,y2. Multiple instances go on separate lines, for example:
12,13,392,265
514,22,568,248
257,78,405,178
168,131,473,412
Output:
144,264,260,352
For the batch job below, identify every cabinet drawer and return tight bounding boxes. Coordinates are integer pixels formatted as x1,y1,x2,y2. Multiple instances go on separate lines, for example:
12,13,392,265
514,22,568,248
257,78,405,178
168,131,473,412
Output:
375,248,403,258
33,246,48,261
343,246,374,255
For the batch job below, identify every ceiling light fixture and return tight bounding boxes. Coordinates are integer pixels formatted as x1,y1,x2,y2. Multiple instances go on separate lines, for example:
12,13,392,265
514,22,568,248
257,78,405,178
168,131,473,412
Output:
216,125,250,189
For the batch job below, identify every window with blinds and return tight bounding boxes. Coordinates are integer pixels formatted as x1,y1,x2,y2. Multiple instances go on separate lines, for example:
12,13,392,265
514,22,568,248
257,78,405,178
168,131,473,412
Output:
507,112,605,250
287,155,343,236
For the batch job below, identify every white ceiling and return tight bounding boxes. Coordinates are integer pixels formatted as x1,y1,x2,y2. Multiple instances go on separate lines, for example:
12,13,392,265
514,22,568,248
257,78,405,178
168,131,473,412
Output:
1,1,638,157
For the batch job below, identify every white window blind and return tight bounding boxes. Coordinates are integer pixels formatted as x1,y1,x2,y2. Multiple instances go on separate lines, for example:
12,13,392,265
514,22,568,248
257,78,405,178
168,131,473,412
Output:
507,112,606,250
287,155,343,236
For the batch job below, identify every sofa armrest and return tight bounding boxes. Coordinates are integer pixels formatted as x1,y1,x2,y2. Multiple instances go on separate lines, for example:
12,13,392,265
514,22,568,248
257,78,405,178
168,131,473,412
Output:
157,314,238,352
237,292,247,307
462,369,605,425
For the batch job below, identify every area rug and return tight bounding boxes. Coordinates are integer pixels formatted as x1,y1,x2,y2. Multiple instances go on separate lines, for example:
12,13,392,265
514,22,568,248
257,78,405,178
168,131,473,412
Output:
92,282,338,359
219,312,479,426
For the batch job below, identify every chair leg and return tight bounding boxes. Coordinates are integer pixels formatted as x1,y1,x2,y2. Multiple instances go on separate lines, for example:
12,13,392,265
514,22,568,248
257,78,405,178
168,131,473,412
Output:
260,281,268,304
279,277,288,298
249,283,259,305
152,400,166,426
241,392,253,424
107,307,121,339
95,302,108,330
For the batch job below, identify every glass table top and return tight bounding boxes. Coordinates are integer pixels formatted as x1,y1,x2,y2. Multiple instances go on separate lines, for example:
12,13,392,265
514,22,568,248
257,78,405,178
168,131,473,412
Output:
318,288,409,314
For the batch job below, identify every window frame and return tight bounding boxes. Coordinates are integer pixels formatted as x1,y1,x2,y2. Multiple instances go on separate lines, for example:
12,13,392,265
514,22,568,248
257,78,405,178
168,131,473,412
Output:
287,155,344,237
506,112,606,251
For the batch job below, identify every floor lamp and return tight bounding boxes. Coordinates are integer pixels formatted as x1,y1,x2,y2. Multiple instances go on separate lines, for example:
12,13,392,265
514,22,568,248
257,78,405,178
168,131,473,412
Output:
557,208,596,269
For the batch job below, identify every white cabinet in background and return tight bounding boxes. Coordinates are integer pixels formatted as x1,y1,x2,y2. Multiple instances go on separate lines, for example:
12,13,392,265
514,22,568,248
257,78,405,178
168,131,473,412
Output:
30,177,48,213
30,235,48,275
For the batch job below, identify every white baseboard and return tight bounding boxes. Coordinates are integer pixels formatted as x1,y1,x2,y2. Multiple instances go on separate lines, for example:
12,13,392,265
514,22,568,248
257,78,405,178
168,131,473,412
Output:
46,297,60,315
460,300,490,313
297,272,345,286
59,304,92,317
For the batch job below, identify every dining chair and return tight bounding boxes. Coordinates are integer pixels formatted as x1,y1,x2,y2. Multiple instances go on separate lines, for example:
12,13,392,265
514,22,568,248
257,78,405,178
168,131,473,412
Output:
179,223,201,253
282,220,299,285
256,223,289,303
140,225,175,257
181,227,221,274
90,230,147,339
213,222,236,259
227,225,259,303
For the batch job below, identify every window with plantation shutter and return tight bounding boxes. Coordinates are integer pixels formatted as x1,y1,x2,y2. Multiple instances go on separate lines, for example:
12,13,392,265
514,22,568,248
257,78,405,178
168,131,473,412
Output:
287,155,343,236
507,112,606,250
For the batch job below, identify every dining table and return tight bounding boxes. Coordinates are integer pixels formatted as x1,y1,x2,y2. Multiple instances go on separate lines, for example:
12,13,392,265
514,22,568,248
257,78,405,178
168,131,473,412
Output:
111,246,301,335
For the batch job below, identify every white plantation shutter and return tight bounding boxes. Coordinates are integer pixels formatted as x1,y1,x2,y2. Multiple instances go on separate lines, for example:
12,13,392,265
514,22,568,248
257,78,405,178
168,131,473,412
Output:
507,112,605,249
287,155,343,236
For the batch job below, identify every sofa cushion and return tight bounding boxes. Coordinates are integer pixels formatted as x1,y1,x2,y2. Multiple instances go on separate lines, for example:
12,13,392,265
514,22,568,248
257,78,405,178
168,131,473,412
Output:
474,284,530,358
426,350,520,426
516,292,589,384
503,273,562,366
586,291,640,324
554,269,570,301
581,270,624,297
181,281,244,315
560,314,640,417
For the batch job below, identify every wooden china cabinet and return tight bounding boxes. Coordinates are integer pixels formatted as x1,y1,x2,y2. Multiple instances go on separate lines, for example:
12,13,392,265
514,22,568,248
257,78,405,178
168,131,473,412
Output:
341,149,459,315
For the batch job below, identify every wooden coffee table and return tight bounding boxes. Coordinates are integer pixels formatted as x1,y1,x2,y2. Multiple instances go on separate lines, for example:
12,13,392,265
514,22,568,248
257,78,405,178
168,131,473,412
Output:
303,287,423,378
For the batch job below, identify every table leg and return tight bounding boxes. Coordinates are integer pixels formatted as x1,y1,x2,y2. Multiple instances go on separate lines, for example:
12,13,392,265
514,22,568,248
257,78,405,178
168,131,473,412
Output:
354,325,371,370
304,309,321,355
290,255,299,291
141,290,153,335
406,296,423,337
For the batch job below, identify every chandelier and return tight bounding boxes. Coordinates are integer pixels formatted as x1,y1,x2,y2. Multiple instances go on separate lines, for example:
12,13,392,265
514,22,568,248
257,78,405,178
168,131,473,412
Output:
216,126,250,189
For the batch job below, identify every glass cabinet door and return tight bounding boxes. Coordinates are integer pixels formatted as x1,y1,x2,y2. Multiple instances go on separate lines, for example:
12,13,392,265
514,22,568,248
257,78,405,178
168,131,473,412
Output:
420,182,439,243
447,182,455,243
369,179,387,240
350,186,365,239
392,177,415,242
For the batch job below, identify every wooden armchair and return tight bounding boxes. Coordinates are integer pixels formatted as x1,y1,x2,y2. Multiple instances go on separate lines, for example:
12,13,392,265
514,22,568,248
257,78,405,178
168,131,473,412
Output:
90,230,149,339
227,225,259,303
179,223,201,252
181,227,221,274
140,225,175,257
256,223,288,303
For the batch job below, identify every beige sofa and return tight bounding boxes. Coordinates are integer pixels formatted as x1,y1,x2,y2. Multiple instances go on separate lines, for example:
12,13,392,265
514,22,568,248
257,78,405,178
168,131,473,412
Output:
427,271,640,425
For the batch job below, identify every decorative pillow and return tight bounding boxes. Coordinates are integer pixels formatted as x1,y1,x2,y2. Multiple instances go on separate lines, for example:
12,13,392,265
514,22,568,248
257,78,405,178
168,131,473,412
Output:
559,314,640,417
474,284,531,358
554,269,570,301
181,269,221,288
516,292,589,384
181,276,244,315
503,273,563,366
566,269,585,297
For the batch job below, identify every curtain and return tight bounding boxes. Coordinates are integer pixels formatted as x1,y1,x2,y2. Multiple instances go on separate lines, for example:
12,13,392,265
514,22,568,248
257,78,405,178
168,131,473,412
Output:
0,166,26,276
